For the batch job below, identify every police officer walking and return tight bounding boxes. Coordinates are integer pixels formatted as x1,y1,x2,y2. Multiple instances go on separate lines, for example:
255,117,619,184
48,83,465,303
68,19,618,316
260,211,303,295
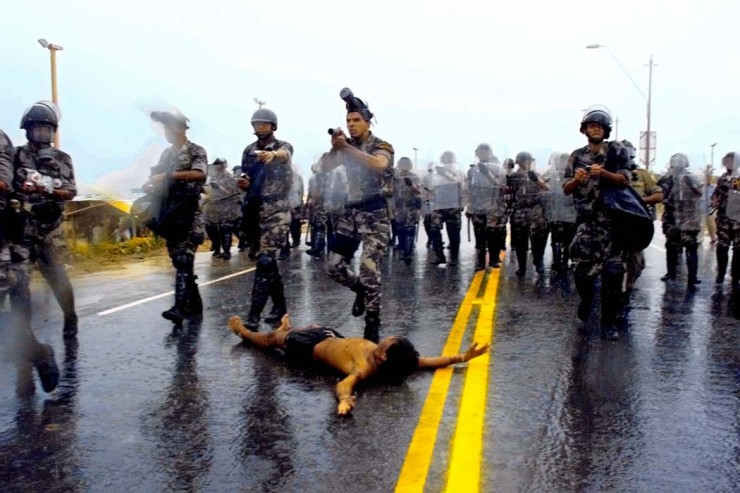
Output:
657,153,703,288
204,158,240,259
320,88,394,342
429,151,465,266
542,152,578,272
392,157,423,264
507,151,550,276
711,152,740,289
563,105,632,340
238,107,294,331
10,101,79,340
305,163,330,258
467,143,506,271
144,109,207,326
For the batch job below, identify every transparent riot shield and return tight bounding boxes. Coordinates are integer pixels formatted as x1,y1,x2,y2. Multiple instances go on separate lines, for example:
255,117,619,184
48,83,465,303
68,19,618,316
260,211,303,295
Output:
431,174,461,210
726,187,740,221
324,166,348,213
675,173,704,231
289,173,303,208
547,175,577,223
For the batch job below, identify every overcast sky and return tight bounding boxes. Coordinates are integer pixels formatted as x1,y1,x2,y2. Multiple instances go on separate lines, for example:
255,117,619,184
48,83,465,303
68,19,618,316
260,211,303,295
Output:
1,0,738,194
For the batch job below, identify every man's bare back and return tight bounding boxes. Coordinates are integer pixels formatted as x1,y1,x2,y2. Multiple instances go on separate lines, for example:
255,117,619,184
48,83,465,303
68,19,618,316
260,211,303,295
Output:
228,314,488,415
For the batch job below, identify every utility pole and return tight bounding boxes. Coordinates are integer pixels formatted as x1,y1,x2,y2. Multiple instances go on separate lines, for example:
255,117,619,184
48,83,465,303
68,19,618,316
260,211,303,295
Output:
645,55,654,171
38,39,63,148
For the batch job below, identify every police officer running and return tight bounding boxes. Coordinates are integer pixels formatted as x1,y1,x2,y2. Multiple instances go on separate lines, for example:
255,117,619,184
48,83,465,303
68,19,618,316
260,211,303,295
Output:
320,88,394,342
238,107,294,331
144,109,207,326
563,105,632,340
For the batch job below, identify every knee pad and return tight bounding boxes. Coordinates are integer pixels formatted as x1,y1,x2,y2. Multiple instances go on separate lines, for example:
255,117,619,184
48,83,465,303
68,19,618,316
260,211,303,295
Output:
328,233,360,258
256,253,278,274
172,252,194,270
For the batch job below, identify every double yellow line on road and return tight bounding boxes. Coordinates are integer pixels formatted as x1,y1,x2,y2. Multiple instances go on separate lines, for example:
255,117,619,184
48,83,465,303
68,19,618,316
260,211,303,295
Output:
395,267,502,492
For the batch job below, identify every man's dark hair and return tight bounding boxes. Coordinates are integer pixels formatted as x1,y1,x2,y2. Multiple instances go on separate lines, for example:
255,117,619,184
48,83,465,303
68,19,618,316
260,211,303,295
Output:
377,337,419,382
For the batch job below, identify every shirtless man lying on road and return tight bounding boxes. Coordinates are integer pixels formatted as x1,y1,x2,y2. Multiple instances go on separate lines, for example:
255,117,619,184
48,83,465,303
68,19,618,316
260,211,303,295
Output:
228,314,489,415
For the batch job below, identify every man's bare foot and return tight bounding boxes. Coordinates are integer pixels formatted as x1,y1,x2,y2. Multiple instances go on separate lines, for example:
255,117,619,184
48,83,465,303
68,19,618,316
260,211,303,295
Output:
277,314,292,332
229,316,251,340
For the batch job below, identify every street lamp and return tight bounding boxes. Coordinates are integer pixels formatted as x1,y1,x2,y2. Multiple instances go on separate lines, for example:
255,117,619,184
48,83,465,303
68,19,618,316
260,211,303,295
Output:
710,142,717,173
38,38,64,148
587,43,655,171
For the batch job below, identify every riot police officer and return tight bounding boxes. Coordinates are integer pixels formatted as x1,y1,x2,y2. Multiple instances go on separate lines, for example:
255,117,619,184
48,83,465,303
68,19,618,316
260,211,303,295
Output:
657,153,703,288
711,152,740,289
563,105,631,340
144,109,207,326
320,88,394,342
10,101,78,342
467,143,506,271
238,108,294,330
305,162,330,258
392,157,423,264
507,151,550,275
429,151,465,265
542,152,578,272
204,158,240,259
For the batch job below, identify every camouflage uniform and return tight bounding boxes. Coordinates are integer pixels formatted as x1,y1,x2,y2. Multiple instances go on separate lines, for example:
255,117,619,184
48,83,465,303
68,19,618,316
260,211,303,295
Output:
566,141,631,328
204,166,240,258
10,143,78,338
624,168,661,289
467,160,507,270
323,132,394,338
0,130,13,299
507,167,549,274
147,140,207,324
429,167,465,264
392,168,422,263
288,171,304,249
711,171,740,286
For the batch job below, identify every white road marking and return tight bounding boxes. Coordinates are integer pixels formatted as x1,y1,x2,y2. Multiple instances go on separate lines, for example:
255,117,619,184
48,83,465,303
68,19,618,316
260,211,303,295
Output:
97,267,255,316
649,243,666,253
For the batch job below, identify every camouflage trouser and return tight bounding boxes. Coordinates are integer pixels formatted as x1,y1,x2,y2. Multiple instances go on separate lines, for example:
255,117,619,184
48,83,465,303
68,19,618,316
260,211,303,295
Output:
166,215,205,271
326,207,390,312
258,201,291,257
511,206,548,251
9,227,75,330
716,215,740,249
663,221,699,249
430,208,462,234
570,214,625,278
550,221,577,249
395,208,420,228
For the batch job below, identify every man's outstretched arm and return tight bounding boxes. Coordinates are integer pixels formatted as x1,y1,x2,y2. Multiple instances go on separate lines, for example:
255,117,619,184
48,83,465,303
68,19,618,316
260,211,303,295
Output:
417,342,490,370
335,373,362,415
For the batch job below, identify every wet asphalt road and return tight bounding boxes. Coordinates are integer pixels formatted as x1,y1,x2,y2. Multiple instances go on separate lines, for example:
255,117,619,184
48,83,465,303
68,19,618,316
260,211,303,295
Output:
0,226,737,492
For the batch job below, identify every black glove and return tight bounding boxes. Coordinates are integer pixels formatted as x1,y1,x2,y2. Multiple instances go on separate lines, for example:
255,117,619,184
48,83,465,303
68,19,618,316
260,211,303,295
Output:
683,174,693,186
403,177,413,187
528,171,539,182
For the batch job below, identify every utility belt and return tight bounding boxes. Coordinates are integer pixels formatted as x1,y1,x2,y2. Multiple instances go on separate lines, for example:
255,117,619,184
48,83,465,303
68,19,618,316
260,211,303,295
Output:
345,195,386,212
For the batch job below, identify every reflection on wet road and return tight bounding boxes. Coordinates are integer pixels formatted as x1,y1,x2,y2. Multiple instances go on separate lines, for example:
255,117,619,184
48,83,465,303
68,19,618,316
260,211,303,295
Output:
0,227,737,492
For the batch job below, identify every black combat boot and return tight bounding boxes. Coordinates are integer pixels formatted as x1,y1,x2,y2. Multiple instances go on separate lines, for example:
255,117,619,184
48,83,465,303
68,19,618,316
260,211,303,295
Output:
245,272,271,331
32,343,59,393
575,275,594,322
183,274,203,317
306,228,326,257
351,281,366,317
515,246,528,277
402,226,416,264
661,245,679,281
601,274,622,341
429,228,447,265
264,272,287,325
364,310,381,343
162,270,189,325
532,236,547,275
686,244,701,288
207,224,221,256
551,243,563,272
290,218,301,248
220,226,233,259
486,230,501,269
716,245,729,284
731,251,740,290
447,226,461,266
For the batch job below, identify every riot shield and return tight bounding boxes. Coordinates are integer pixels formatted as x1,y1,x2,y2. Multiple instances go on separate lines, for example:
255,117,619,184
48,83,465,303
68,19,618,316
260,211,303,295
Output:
467,166,502,215
675,173,704,231
726,187,740,221
546,172,576,223
289,170,303,208
431,173,461,210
